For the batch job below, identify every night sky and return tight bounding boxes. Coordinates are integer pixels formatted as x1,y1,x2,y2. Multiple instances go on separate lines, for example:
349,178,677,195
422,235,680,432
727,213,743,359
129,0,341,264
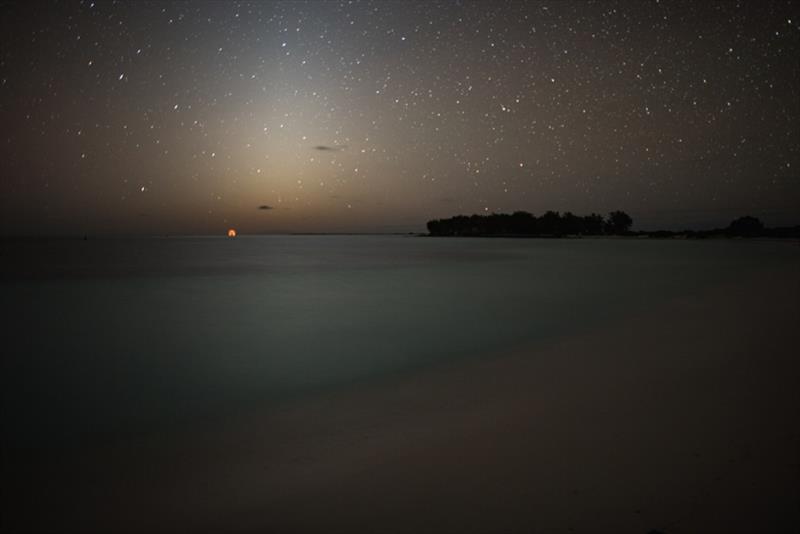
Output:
1,0,798,235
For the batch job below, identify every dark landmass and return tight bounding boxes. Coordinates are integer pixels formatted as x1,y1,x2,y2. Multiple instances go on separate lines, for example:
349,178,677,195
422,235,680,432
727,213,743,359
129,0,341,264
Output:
636,215,800,239
427,212,800,239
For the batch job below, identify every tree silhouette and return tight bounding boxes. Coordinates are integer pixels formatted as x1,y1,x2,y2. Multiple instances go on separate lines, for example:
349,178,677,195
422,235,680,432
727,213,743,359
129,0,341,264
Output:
727,216,764,236
427,211,798,239
605,211,633,234
426,210,633,236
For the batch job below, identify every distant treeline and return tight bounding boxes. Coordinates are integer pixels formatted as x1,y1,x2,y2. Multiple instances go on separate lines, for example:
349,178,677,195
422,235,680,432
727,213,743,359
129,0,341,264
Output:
641,216,800,239
426,212,800,238
427,210,633,237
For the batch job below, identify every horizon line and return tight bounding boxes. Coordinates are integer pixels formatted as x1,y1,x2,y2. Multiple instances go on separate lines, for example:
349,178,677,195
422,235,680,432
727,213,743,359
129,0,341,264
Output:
0,231,424,239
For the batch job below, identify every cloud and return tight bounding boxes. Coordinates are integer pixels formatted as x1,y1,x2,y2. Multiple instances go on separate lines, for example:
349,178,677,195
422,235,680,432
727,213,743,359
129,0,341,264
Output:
257,205,274,210
313,145,347,151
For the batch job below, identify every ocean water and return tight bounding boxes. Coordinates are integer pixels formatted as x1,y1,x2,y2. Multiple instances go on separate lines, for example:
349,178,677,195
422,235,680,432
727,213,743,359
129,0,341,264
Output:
2,236,797,452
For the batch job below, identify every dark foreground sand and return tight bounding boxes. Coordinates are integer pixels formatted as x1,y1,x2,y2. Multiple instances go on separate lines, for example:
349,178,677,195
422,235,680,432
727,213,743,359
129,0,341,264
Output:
6,261,800,533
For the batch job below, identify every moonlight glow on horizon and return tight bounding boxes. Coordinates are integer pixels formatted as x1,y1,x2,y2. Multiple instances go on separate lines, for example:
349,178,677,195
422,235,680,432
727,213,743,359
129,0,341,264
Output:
0,1,798,236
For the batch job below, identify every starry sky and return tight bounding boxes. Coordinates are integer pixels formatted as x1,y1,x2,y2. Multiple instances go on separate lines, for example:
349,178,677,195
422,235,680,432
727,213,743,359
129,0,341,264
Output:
1,0,798,235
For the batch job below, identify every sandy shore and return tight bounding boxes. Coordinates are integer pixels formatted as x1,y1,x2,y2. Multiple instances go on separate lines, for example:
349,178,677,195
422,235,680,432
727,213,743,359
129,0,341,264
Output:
6,261,799,533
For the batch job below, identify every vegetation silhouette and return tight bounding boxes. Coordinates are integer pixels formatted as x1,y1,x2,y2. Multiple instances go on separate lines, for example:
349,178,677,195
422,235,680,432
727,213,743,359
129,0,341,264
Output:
726,215,764,237
644,215,799,239
606,210,634,235
426,212,800,239
426,210,632,237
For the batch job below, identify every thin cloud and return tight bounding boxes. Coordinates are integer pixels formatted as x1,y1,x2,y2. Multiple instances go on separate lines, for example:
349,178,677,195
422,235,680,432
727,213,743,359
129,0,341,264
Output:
313,145,347,151
257,205,274,210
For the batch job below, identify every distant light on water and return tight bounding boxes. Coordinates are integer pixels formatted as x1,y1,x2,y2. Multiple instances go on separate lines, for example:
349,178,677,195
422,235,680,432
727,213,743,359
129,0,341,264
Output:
227,228,237,237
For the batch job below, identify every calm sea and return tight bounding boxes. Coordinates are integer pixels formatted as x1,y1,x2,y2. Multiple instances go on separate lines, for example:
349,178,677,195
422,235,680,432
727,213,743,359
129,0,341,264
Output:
2,236,797,451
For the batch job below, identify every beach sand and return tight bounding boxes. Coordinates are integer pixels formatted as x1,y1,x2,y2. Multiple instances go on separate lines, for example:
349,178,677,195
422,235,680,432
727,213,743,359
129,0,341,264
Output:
6,260,799,533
